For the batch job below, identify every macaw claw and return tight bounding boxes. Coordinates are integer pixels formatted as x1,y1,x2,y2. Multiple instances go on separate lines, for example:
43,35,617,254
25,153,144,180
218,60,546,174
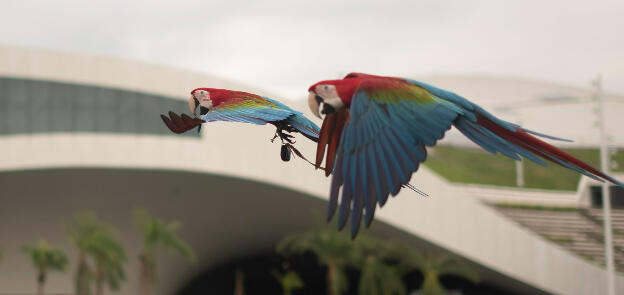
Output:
160,111,205,134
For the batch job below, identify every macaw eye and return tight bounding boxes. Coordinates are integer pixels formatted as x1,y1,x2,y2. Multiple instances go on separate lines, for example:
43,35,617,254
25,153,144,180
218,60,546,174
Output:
323,85,329,90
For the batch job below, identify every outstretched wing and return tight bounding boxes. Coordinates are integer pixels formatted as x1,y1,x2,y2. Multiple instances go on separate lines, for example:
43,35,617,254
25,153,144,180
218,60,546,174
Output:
262,96,320,141
326,78,464,238
202,94,296,125
407,78,623,186
321,75,623,238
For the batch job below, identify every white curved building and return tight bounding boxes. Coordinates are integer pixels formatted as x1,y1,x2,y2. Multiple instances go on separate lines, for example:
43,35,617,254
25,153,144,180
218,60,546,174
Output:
0,44,622,294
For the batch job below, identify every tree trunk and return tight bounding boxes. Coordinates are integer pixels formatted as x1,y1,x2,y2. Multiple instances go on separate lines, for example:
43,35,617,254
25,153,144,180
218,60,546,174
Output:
234,268,244,295
76,251,90,295
139,253,153,295
326,263,335,295
37,270,45,295
95,256,104,295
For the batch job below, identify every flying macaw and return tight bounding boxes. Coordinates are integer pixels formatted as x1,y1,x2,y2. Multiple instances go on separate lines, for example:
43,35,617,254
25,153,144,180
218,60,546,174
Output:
308,72,624,238
161,88,320,161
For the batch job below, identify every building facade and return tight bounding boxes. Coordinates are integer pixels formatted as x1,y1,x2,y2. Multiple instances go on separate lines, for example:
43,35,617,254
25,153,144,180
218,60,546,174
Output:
0,45,621,294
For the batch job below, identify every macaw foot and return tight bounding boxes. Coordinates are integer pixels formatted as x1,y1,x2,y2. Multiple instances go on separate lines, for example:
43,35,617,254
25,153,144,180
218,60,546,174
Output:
271,127,296,145
270,126,296,162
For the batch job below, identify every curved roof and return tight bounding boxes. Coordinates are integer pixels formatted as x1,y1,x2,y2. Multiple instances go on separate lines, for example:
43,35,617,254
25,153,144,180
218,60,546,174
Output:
0,44,622,294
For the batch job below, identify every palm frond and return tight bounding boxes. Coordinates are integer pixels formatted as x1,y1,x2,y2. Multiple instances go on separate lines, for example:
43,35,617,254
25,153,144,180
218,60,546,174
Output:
22,240,69,272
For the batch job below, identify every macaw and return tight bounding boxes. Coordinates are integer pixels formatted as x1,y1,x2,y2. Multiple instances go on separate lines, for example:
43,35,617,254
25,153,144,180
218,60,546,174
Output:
161,88,320,161
308,72,624,238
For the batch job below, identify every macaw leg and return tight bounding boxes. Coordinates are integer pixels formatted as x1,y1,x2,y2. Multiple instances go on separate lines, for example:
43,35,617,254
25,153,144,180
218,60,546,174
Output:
272,127,295,145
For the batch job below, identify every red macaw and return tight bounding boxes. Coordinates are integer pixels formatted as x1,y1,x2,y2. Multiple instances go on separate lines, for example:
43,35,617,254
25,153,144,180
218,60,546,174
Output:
161,88,320,161
308,72,623,238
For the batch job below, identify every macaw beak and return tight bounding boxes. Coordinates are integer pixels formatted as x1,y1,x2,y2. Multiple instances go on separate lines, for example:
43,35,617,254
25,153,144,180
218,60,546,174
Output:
188,95,199,116
308,92,323,119
308,92,337,118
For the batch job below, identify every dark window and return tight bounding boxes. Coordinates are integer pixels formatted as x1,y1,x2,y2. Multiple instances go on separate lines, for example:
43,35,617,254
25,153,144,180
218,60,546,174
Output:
0,77,199,138
590,185,624,208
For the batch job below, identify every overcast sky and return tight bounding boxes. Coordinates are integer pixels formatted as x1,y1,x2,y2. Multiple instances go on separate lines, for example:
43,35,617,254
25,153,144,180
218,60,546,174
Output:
1,0,622,98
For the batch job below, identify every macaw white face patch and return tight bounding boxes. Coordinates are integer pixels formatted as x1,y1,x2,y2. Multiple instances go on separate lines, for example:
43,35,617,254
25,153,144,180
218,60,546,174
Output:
194,90,213,109
315,84,344,109
308,84,346,118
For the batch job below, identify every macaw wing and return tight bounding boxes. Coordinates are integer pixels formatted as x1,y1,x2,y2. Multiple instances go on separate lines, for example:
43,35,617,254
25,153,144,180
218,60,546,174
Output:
202,96,296,125
322,74,624,238
328,79,464,238
406,79,624,185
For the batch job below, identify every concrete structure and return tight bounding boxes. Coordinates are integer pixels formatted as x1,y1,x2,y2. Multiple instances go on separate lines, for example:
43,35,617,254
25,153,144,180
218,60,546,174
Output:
1,44,623,294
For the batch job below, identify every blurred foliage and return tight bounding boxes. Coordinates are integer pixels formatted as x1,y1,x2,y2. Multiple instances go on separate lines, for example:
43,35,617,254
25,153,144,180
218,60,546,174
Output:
23,240,68,294
134,208,195,295
272,270,305,295
353,237,405,295
278,223,477,295
391,248,478,295
425,145,623,190
7,209,198,295
23,240,68,272
65,211,126,295
134,208,196,269
277,225,356,295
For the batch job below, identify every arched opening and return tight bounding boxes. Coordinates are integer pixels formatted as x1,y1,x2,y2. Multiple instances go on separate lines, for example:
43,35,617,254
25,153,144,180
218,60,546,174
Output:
0,168,545,295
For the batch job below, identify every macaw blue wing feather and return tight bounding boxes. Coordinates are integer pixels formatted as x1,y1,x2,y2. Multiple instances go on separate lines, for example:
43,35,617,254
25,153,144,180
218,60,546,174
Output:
202,95,320,140
319,73,623,239
202,96,293,124
331,80,462,237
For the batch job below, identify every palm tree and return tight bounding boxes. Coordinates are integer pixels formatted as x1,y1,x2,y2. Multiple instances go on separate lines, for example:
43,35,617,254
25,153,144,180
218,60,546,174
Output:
353,237,405,295
66,211,126,295
23,240,69,295
277,227,357,295
234,268,245,295
272,270,304,295
66,212,98,295
395,251,478,295
90,230,126,295
134,208,196,295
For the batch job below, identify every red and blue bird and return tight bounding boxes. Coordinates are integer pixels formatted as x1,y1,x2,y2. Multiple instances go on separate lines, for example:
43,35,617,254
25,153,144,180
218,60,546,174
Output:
161,88,320,161
308,72,624,238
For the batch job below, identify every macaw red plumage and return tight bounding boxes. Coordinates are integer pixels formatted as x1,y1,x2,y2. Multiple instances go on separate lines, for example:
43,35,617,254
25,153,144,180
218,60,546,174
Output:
308,72,624,238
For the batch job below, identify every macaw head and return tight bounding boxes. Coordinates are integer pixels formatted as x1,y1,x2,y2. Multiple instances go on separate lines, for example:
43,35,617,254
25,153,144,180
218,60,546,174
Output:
189,88,213,116
307,78,359,119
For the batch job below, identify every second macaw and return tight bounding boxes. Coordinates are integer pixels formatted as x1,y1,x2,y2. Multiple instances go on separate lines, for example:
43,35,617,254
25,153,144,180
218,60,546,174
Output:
161,88,320,161
308,72,624,238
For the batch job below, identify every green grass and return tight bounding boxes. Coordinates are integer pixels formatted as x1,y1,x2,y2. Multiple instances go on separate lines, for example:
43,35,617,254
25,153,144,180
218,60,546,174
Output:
424,145,623,191
543,235,575,244
495,203,577,211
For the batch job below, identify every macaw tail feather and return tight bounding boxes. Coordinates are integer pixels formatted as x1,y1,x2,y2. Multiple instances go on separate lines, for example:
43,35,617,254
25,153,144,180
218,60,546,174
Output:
316,109,350,176
161,111,205,134
455,114,623,187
